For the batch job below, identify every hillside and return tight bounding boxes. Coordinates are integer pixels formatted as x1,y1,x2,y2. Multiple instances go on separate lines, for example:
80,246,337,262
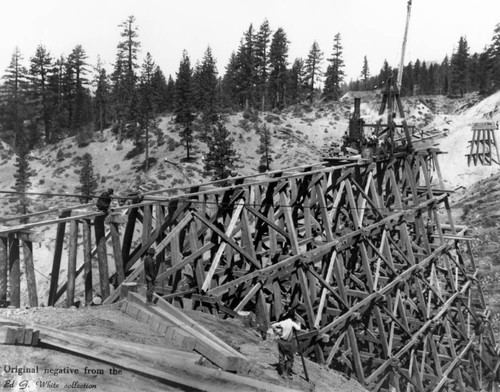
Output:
2,91,500,391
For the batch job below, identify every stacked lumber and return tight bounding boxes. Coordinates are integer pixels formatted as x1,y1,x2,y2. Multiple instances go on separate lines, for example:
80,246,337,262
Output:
0,318,39,346
34,322,295,392
124,292,252,374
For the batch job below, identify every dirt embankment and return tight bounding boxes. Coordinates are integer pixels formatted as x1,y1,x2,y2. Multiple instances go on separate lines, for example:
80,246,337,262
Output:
1,303,368,392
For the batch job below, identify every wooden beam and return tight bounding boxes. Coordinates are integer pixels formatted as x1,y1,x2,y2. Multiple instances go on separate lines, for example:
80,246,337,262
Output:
8,236,20,307
110,222,125,285
82,219,93,305
48,210,71,306
66,220,78,307
22,241,38,308
94,216,110,300
0,237,6,303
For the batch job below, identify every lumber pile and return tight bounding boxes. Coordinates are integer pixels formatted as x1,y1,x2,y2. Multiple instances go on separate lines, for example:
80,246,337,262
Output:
0,317,39,346
0,315,296,392
123,292,252,374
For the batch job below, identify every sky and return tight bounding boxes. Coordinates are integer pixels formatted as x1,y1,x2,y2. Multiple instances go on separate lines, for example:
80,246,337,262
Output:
1,0,499,83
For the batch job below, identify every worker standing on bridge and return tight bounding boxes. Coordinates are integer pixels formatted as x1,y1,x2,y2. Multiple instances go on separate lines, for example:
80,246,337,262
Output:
96,188,114,214
144,247,157,305
271,309,301,380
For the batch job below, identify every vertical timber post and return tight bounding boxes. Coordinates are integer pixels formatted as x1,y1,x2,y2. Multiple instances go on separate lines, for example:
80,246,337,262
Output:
48,210,71,306
94,215,110,300
8,235,20,308
122,207,137,268
110,221,125,285
0,237,7,304
66,220,78,307
82,219,93,305
23,240,38,307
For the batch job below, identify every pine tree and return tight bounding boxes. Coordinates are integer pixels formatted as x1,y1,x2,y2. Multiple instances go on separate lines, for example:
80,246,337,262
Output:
112,15,141,127
138,52,156,171
257,123,273,172
198,46,219,116
78,152,98,202
204,121,237,182
175,50,195,159
221,52,239,108
450,36,470,97
255,19,272,111
287,58,306,105
13,130,31,219
93,56,110,132
0,47,30,150
323,33,345,101
29,44,53,143
234,24,258,109
165,75,176,112
360,56,370,90
304,41,324,98
67,44,90,132
268,27,289,109
489,23,500,91
150,66,169,113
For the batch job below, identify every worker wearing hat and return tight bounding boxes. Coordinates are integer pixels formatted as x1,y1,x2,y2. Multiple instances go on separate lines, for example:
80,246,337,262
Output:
144,247,157,305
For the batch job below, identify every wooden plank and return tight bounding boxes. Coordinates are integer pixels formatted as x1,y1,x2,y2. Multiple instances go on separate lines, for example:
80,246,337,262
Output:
66,220,78,307
110,222,125,285
22,241,38,307
121,207,137,265
8,236,20,307
201,199,244,293
0,237,6,303
127,293,246,372
82,219,93,305
48,210,71,306
36,324,295,392
94,216,110,300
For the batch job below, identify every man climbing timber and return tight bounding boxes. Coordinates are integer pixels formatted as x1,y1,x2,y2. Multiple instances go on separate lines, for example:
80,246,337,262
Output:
96,188,114,214
144,247,158,305
271,309,301,380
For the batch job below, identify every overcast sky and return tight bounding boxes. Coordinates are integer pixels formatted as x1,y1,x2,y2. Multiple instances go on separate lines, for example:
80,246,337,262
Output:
1,0,499,82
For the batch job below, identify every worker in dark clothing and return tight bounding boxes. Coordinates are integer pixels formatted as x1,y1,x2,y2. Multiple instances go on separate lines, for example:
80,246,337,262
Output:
271,309,301,380
96,188,114,213
144,247,157,305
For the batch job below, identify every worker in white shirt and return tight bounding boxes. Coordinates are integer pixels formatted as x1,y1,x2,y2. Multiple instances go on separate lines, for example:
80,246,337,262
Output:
271,309,301,379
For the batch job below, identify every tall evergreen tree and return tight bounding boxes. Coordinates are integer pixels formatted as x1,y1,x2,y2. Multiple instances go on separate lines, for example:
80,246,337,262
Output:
77,152,98,203
175,50,195,159
450,36,470,97
323,33,345,101
489,23,500,91
138,52,157,171
257,123,273,172
360,56,370,90
255,19,272,111
93,56,110,132
234,25,258,109
0,47,30,149
204,121,237,182
13,130,31,218
67,44,90,132
268,27,289,109
29,44,53,144
287,58,306,104
304,41,324,97
150,66,169,113
112,15,141,128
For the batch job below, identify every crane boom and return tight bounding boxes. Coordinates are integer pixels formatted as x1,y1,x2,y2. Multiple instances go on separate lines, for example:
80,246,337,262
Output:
397,0,412,88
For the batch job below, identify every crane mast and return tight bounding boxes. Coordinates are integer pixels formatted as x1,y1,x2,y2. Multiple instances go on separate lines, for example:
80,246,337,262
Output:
397,0,412,88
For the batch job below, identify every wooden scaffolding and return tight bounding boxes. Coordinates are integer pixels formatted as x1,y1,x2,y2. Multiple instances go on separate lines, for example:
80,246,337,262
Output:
466,121,500,166
0,146,498,391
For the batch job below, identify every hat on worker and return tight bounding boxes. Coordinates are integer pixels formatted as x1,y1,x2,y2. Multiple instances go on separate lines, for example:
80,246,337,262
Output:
147,247,156,254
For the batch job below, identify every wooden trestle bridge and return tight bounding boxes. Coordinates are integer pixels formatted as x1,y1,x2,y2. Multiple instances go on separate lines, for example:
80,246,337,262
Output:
0,145,498,391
